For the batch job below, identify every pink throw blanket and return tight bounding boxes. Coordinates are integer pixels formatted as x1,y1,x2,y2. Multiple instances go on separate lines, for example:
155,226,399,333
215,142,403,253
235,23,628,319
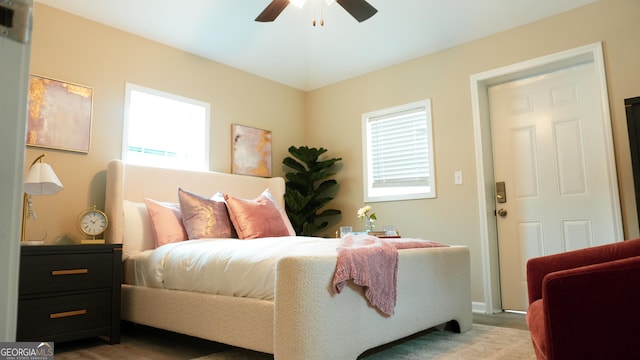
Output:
332,234,447,316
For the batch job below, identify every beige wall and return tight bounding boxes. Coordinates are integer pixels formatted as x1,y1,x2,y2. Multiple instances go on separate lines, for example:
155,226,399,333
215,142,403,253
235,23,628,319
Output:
307,0,640,304
25,0,640,306
25,4,306,244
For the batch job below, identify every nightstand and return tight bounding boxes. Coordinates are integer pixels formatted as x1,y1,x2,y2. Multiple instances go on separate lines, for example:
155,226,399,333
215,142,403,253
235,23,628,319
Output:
17,244,122,344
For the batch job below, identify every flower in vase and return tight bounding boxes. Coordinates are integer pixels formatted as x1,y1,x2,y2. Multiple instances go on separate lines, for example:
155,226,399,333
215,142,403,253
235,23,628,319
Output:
357,205,377,223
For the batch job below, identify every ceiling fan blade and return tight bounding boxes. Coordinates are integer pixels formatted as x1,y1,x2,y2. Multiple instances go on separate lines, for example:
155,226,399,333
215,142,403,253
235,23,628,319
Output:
255,0,290,22
336,0,377,22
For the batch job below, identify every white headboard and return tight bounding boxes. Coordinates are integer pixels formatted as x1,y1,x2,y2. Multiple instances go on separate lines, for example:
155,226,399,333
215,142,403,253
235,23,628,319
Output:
104,159,286,247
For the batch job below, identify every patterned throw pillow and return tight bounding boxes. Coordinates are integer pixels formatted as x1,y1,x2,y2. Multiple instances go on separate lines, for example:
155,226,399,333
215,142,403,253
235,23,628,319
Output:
178,188,237,239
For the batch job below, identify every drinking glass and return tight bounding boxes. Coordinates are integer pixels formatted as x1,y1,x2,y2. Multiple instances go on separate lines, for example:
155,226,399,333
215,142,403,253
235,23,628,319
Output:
385,225,397,236
339,226,353,237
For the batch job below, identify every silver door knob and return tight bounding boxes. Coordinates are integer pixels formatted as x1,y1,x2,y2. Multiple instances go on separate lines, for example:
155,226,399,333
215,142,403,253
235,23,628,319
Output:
497,208,508,217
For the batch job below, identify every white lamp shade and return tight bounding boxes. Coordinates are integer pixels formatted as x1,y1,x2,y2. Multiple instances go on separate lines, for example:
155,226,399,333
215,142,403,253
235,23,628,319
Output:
24,162,64,195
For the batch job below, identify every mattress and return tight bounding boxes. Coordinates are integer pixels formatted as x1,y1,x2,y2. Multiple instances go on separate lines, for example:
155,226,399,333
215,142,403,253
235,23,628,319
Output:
123,236,340,300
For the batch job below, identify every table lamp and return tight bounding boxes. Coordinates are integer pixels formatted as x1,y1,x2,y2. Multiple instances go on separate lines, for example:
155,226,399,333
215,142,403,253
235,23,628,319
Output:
21,154,64,243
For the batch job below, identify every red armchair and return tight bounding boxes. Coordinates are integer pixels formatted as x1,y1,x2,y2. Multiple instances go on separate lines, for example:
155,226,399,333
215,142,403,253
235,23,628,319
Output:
526,238,640,360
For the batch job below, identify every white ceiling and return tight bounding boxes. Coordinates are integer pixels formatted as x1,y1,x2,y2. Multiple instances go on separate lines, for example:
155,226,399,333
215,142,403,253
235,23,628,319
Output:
35,0,597,91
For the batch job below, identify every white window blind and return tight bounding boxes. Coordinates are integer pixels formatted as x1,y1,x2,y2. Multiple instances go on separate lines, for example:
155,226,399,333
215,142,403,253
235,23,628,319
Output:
370,107,430,188
363,99,435,202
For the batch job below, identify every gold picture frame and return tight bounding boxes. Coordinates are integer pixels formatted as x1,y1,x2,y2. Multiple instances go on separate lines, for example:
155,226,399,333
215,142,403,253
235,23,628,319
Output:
27,74,94,153
231,124,272,177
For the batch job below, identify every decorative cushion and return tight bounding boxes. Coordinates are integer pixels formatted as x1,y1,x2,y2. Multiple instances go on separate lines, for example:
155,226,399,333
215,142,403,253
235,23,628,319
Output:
144,198,188,247
224,192,291,239
260,188,296,236
178,188,237,239
122,200,155,258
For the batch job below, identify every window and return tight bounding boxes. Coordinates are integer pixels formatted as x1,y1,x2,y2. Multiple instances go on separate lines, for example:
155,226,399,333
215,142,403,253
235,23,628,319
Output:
123,83,210,171
362,99,436,202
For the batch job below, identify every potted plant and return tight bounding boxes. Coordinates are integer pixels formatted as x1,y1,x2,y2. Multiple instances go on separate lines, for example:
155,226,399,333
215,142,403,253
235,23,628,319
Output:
282,146,342,236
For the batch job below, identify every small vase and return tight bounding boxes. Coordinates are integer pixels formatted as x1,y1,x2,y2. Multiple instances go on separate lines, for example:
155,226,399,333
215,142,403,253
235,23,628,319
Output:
365,218,376,232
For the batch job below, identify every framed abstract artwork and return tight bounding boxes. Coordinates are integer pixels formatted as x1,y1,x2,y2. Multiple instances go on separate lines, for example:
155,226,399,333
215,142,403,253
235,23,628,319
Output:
27,75,94,153
231,124,272,177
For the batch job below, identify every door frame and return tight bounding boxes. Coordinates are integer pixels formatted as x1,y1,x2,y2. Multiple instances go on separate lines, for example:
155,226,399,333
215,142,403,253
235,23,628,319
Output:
0,5,32,340
469,42,623,313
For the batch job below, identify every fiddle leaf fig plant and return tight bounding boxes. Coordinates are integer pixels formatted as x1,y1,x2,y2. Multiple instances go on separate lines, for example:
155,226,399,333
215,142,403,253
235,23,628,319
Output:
283,146,342,236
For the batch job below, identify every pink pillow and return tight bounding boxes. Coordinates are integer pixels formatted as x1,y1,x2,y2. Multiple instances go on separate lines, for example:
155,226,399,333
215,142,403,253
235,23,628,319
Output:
178,188,237,239
144,198,188,248
260,189,296,236
224,193,291,239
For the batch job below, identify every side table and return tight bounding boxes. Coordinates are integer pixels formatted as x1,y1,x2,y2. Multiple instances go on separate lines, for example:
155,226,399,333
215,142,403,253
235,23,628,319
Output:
17,244,122,344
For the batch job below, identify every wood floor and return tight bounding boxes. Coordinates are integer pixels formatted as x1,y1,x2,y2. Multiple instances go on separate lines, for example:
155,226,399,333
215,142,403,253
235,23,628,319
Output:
473,311,529,330
53,312,528,359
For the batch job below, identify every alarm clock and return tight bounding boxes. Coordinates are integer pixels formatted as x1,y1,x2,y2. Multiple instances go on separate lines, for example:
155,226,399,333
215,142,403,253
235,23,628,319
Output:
78,205,108,243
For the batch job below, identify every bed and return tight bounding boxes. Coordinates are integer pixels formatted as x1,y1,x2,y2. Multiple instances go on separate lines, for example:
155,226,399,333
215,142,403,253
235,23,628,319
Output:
104,159,472,359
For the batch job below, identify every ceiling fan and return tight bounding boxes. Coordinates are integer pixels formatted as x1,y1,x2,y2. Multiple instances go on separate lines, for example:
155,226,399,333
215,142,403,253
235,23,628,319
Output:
255,0,377,23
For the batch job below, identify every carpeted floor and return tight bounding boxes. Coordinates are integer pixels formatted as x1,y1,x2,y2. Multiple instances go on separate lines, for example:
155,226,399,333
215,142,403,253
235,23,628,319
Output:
193,324,536,360
53,317,534,359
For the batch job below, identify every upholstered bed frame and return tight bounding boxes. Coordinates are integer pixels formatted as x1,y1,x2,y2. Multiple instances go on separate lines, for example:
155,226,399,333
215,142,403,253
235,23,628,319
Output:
104,159,472,359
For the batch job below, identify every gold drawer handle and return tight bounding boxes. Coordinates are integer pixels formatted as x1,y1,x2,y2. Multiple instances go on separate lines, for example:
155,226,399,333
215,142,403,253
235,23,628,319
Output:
51,269,89,276
50,309,87,319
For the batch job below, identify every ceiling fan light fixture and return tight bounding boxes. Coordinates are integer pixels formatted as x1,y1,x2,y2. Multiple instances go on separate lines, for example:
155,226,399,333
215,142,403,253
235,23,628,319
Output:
289,0,305,9
256,0,376,23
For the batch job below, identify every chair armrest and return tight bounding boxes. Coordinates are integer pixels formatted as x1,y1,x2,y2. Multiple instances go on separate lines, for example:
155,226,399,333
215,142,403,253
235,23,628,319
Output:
541,256,640,359
526,239,640,303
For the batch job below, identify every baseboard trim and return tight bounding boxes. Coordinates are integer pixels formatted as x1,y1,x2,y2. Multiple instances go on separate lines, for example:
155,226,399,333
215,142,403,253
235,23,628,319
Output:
472,302,486,313
472,301,505,314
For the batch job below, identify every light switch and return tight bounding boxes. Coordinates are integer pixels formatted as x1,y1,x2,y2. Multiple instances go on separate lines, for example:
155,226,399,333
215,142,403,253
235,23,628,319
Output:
454,171,463,185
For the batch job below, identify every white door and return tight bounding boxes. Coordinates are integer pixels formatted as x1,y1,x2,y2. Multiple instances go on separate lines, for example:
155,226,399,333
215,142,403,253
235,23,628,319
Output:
489,62,620,311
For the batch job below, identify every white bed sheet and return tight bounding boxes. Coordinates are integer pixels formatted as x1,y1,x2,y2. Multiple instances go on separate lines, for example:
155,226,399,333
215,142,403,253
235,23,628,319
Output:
127,236,340,300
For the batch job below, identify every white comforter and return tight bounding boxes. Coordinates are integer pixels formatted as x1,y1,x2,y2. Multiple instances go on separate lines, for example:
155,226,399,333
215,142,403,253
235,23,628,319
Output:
128,236,340,300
